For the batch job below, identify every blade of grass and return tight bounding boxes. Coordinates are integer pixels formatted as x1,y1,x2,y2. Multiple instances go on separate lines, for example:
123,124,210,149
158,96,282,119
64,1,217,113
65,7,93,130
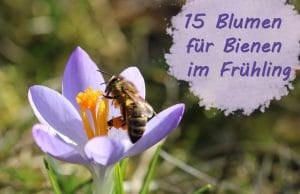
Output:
113,162,125,194
120,158,128,177
192,184,212,194
43,158,62,194
139,145,161,194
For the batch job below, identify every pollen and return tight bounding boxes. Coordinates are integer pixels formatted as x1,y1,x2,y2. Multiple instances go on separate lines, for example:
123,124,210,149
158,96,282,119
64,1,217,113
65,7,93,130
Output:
76,87,102,109
76,87,109,139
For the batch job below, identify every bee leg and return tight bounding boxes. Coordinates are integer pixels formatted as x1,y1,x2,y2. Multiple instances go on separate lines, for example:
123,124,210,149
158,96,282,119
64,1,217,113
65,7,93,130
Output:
103,95,116,99
108,116,127,130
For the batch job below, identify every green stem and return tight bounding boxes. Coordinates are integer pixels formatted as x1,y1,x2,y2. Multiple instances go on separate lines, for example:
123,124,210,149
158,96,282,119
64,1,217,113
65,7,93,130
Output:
89,165,114,194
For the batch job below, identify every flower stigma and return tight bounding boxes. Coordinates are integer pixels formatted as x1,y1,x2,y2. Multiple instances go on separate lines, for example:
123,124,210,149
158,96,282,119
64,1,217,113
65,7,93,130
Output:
76,87,109,139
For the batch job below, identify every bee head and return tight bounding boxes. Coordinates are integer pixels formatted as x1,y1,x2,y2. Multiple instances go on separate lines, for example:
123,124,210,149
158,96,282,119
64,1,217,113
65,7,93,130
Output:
105,75,124,93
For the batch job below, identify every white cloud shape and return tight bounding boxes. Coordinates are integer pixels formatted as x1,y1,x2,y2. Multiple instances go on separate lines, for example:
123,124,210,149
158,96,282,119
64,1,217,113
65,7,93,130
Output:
165,0,300,115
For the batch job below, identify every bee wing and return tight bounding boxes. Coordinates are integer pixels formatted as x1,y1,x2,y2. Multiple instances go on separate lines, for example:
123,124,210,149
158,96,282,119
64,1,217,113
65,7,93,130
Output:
136,97,156,118
122,87,156,118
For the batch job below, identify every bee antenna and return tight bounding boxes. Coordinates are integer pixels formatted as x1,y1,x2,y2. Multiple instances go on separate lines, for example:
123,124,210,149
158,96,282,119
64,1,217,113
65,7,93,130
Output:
97,69,112,77
100,82,107,85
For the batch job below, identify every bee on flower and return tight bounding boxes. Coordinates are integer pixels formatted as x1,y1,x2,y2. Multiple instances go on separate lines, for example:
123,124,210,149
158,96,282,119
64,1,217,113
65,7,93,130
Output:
28,47,184,193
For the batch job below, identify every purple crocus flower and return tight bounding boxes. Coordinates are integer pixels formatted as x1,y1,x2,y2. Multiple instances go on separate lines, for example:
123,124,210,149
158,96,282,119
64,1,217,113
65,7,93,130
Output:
28,47,184,193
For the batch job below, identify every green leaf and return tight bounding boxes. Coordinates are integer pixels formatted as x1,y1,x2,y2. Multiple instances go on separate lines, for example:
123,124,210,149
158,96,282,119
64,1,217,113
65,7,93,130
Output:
192,184,212,194
139,145,161,194
43,158,62,194
113,162,125,194
70,178,93,193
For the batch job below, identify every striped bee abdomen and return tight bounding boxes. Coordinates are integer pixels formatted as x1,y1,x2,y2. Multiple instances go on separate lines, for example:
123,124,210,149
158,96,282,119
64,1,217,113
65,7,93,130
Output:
127,104,148,143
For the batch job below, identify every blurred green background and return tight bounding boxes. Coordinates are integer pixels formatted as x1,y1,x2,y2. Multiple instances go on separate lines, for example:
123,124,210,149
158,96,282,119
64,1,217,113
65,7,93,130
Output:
1,0,300,193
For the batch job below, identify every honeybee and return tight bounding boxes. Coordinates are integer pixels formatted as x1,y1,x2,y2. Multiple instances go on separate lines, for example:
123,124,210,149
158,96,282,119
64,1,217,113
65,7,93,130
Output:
101,71,156,143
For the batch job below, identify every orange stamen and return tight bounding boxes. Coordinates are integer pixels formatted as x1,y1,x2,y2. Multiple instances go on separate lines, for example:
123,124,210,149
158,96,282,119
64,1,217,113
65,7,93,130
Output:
79,106,94,139
76,87,126,139
97,98,109,136
76,87,105,139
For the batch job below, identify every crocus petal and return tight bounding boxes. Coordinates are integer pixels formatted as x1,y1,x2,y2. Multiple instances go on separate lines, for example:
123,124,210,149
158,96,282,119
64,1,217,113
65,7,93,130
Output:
32,124,88,164
62,47,105,110
85,137,124,166
28,85,87,145
108,128,133,151
120,67,145,98
124,104,185,157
